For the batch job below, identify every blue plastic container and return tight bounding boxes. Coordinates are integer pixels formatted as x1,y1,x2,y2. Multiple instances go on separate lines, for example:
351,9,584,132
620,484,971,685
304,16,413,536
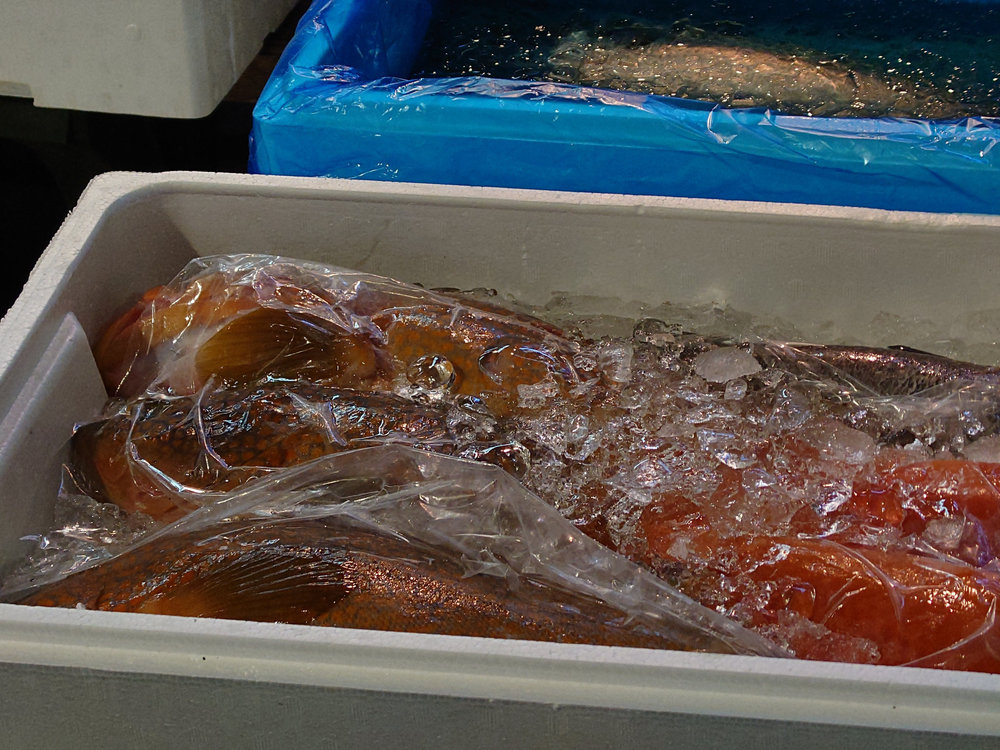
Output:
250,0,1000,214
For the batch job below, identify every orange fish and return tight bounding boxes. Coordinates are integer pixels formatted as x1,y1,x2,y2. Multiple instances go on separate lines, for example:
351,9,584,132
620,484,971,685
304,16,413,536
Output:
639,457,1000,671
94,258,585,416
19,516,733,653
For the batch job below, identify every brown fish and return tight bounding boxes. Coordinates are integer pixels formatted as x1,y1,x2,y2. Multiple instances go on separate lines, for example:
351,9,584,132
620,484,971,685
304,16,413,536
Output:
72,383,502,522
757,342,1000,396
94,258,584,415
18,516,731,652
547,32,964,118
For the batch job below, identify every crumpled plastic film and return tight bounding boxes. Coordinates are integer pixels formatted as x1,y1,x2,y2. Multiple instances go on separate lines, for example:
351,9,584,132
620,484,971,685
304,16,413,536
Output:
2,468,159,595
8,446,785,657
20,253,1000,671
92,253,580,402
77,253,583,521
250,0,1000,214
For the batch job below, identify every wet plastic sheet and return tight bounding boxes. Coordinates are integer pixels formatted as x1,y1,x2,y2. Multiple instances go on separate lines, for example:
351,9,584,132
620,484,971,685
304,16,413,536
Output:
22,253,1000,672
71,253,588,522
250,0,1000,214
6,446,783,657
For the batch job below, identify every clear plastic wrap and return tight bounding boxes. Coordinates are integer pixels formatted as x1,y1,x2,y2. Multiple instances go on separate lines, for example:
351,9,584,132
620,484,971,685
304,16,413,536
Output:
16,253,1000,672
93,254,579,403
83,254,578,519
8,446,783,657
250,0,1000,214
71,382,519,522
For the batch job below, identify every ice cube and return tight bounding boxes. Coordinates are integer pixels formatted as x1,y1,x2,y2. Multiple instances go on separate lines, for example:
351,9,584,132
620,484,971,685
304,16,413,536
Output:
923,517,966,550
962,435,1000,463
564,414,602,461
804,420,876,466
617,383,648,411
517,376,560,409
629,456,674,490
632,318,679,347
693,347,762,384
596,340,634,384
697,428,757,470
960,409,987,439
572,349,598,371
724,378,749,401
565,413,589,444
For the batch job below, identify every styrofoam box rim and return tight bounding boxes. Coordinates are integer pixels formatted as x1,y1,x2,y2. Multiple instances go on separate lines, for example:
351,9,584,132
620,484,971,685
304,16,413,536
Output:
0,1,298,117
3,171,1000,739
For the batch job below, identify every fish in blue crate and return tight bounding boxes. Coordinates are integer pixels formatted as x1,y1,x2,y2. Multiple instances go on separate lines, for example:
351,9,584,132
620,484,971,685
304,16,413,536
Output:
544,28,965,119
250,0,1000,214
416,0,1000,119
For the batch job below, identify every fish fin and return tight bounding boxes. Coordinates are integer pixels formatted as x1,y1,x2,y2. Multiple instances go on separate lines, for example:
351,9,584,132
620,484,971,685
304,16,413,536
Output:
887,345,938,356
195,308,381,387
135,544,350,624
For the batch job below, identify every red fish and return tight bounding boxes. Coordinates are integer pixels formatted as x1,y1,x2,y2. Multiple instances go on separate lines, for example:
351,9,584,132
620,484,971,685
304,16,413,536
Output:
639,456,1000,670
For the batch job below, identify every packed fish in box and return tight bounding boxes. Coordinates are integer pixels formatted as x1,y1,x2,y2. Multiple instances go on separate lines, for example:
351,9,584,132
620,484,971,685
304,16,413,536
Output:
251,0,1000,213
11,252,1000,674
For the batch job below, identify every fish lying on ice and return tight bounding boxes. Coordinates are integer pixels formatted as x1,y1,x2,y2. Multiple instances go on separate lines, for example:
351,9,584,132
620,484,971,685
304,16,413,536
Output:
640,501,1000,670
53,255,1000,671
16,515,734,653
546,30,965,118
73,382,527,522
754,341,1000,397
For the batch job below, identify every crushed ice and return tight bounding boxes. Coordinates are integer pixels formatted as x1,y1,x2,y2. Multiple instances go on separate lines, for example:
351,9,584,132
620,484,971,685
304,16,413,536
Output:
693,347,762,384
15,286,1000,663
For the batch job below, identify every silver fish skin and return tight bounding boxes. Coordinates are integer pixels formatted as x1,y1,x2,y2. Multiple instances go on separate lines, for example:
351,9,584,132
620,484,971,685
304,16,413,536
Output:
757,342,1000,397
547,31,965,118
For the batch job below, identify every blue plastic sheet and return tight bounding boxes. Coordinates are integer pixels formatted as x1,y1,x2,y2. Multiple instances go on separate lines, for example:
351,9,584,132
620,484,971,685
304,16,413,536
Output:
250,0,1000,214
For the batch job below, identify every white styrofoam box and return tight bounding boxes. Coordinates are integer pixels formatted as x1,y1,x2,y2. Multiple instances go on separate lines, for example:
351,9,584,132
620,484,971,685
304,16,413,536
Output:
0,0,298,118
2,171,1000,748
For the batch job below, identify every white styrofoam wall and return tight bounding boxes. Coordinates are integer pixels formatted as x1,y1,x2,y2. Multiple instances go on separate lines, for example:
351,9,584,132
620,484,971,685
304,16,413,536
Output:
1,171,1000,748
0,0,298,118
